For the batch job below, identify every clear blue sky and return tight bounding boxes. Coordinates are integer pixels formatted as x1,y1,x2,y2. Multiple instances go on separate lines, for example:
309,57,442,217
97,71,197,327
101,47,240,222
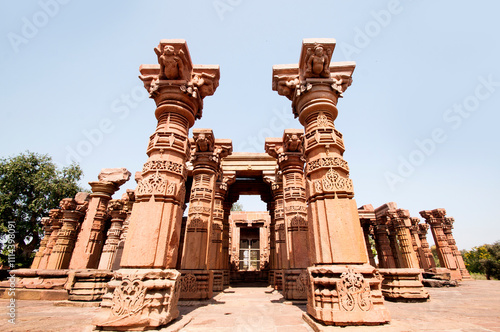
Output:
1,1,499,250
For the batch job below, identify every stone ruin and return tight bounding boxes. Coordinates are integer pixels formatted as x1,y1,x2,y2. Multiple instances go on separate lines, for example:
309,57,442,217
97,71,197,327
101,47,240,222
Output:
0,38,472,330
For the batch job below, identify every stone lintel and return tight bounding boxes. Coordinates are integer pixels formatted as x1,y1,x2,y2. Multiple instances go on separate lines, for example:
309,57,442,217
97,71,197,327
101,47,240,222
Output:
374,202,398,219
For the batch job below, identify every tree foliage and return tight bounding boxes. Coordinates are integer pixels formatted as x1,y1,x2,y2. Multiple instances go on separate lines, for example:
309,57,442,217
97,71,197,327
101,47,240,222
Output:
462,241,500,280
231,202,244,211
0,151,85,268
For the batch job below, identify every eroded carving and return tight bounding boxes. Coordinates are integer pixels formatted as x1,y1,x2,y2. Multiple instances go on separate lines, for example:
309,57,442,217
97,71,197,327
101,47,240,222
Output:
338,269,373,312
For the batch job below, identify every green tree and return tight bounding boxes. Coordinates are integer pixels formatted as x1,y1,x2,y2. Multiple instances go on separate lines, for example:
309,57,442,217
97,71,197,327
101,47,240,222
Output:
482,241,500,280
461,245,490,274
231,202,243,211
0,151,85,268
430,245,441,267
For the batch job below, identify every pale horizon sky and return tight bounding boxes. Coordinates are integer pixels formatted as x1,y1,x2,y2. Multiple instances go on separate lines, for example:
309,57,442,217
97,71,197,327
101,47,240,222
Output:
1,1,499,250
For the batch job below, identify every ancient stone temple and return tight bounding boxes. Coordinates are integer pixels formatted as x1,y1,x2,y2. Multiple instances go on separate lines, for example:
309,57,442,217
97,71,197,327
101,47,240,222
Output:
1,38,474,331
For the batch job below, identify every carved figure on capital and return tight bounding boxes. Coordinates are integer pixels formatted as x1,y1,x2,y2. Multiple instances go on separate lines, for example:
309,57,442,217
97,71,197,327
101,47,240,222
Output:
305,44,331,78
155,45,187,80
284,132,304,153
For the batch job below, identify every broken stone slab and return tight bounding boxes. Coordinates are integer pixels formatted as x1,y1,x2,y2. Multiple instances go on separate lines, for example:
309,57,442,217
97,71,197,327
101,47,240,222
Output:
74,192,90,204
97,168,131,186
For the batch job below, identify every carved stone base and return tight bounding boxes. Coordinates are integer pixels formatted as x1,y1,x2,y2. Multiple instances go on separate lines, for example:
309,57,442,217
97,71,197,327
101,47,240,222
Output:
379,268,429,302
306,265,390,326
223,270,230,288
212,270,224,292
179,270,213,300
269,270,275,286
67,270,114,301
93,269,180,331
274,270,283,291
0,269,69,290
283,269,308,300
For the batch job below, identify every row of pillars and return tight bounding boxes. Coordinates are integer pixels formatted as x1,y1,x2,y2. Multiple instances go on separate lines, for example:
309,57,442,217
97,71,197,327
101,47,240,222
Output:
359,204,471,281
30,173,133,273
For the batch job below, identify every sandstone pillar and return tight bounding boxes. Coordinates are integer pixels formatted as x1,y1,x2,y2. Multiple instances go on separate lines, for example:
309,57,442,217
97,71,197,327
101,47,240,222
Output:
209,174,234,290
443,217,472,280
111,190,135,270
97,200,128,270
222,195,236,287
37,209,63,270
180,129,231,299
409,217,432,270
420,209,461,280
387,209,420,269
273,39,389,326
94,40,220,331
69,168,131,270
264,175,285,290
266,129,310,300
46,199,85,269
417,223,436,270
267,200,277,286
30,217,52,269
358,205,377,267
374,204,397,269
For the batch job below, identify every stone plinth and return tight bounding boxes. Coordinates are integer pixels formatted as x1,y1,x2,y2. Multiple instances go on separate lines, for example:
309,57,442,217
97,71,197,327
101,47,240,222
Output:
94,269,180,331
212,270,224,292
283,269,308,300
1,268,69,290
274,270,284,291
273,38,390,326
306,265,390,326
379,268,429,302
179,270,213,300
66,269,114,301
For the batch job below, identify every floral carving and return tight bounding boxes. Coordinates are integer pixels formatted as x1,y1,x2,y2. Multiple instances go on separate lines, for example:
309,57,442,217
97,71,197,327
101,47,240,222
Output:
187,216,207,231
180,273,197,293
307,157,349,173
338,269,373,312
317,112,329,128
314,168,353,193
136,172,168,195
142,160,184,175
297,271,308,293
111,275,150,317
289,215,307,231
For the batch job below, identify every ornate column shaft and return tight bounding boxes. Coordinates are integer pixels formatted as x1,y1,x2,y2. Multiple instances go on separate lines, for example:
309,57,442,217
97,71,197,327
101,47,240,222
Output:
265,174,285,290
273,38,389,326
69,173,128,269
409,217,431,270
95,39,220,331
37,209,63,270
97,200,128,270
417,223,436,270
266,129,309,299
47,199,85,269
388,209,420,269
30,217,52,269
443,217,472,280
358,205,377,267
420,209,461,280
180,130,231,298
374,205,397,269
111,190,135,270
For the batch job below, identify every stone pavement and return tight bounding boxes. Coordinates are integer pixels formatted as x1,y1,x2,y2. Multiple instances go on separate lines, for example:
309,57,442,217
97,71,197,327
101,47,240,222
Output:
1,280,499,332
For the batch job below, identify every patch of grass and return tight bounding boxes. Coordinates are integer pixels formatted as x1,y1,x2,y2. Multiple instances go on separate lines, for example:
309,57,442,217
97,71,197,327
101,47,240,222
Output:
470,272,487,280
